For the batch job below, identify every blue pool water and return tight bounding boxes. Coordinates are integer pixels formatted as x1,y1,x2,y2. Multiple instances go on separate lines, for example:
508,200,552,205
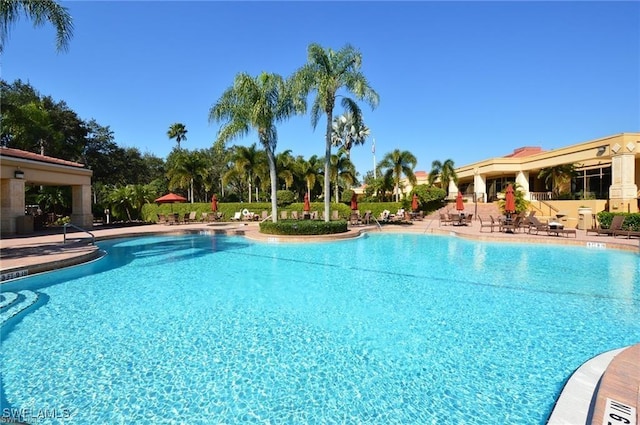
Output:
1,233,639,424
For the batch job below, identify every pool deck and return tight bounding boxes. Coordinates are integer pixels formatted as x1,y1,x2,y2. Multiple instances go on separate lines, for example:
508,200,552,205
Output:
1,218,638,424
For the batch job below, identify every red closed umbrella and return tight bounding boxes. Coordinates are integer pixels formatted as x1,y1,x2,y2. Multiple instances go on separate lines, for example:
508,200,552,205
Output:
505,184,516,214
411,193,419,211
211,194,218,212
350,192,358,210
303,193,311,212
455,192,464,211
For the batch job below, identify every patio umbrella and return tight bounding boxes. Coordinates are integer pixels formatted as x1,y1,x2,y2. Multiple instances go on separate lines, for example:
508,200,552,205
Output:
211,194,218,212
155,193,187,203
411,193,419,211
350,192,358,211
154,192,187,212
303,193,311,212
455,192,464,211
505,184,516,215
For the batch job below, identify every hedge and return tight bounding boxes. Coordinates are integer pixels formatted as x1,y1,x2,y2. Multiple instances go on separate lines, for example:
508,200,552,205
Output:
141,201,407,223
597,211,640,230
260,220,348,235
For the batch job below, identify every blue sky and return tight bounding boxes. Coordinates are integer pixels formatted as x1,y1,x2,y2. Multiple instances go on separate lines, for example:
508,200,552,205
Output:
2,1,639,177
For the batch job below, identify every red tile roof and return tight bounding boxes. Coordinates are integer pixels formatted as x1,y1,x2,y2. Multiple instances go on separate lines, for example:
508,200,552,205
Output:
0,146,87,168
504,146,544,158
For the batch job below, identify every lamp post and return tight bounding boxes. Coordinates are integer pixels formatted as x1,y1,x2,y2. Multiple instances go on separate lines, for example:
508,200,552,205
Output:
372,138,377,179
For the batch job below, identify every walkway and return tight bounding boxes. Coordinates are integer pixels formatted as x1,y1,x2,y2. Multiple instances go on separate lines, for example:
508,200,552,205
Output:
1,218,638,424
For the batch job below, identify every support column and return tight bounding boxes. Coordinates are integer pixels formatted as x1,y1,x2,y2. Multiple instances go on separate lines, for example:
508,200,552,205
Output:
1,178,26,234
71,184,94,228
448,180,458,199
474,171,487,203
609,142,638,213
515,171,530,200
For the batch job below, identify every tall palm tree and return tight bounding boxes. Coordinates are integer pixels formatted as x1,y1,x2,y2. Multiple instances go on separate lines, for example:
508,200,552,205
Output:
293,43,379,221
167,123,188,150
1,0,74,53
210,72,299,222
331,112,370,158
538,163,577,198
428,159,457,195
330,152,357,203
222,144,266,203
378,149,417,202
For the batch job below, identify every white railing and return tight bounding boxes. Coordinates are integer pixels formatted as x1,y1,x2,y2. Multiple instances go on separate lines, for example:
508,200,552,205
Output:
529,192,553,201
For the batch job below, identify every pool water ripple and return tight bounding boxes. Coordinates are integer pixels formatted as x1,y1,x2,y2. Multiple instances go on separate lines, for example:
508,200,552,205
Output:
1,233,638,424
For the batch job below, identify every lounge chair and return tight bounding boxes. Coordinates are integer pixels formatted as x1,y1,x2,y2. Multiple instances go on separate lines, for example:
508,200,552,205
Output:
479,216,495,232
331,211,339,220
185,211,197,223
586,215,624,236
291,211,299,220
527,216,549,235
464,213,473,225
280,211,288,220
231,211,242,221
157,214,167,225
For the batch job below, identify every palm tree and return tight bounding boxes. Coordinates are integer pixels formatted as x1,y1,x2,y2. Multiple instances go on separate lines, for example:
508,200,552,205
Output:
538,163,578,199
276,149,295,190
330,152,357,203
378,149,417,202
293,43,379,221
210,72,300,222
107,185,136,221
428,159,457,195
222,144,266,203
294,155,323,200
166,149,209,203
1,0,74,53
167,123,188,150
331,112,370,158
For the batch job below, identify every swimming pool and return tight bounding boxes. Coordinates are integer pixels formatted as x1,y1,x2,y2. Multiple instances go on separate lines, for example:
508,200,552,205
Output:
1,233,639,424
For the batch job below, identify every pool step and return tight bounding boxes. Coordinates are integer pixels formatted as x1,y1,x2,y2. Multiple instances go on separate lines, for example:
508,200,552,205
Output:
0,290,38,325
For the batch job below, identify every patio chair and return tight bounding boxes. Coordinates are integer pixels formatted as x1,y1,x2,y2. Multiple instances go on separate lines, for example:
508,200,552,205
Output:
157,214,167,225
586,215,624,236
499,215,523,233
331,210,339,220
280,211,288,220
166,214,177,225
439,213,453,226
464,213,473,225
479,216,495,232
291,211,299,220
231,211,242,221
362,211,372,225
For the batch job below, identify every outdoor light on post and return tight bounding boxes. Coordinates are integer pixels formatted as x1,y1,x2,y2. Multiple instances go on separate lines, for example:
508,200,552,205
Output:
14,170,24,179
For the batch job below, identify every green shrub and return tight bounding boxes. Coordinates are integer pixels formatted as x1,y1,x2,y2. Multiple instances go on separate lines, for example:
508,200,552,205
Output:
341,189,355,204
596,211,640,230
276,190,295,206
260,220,348,235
